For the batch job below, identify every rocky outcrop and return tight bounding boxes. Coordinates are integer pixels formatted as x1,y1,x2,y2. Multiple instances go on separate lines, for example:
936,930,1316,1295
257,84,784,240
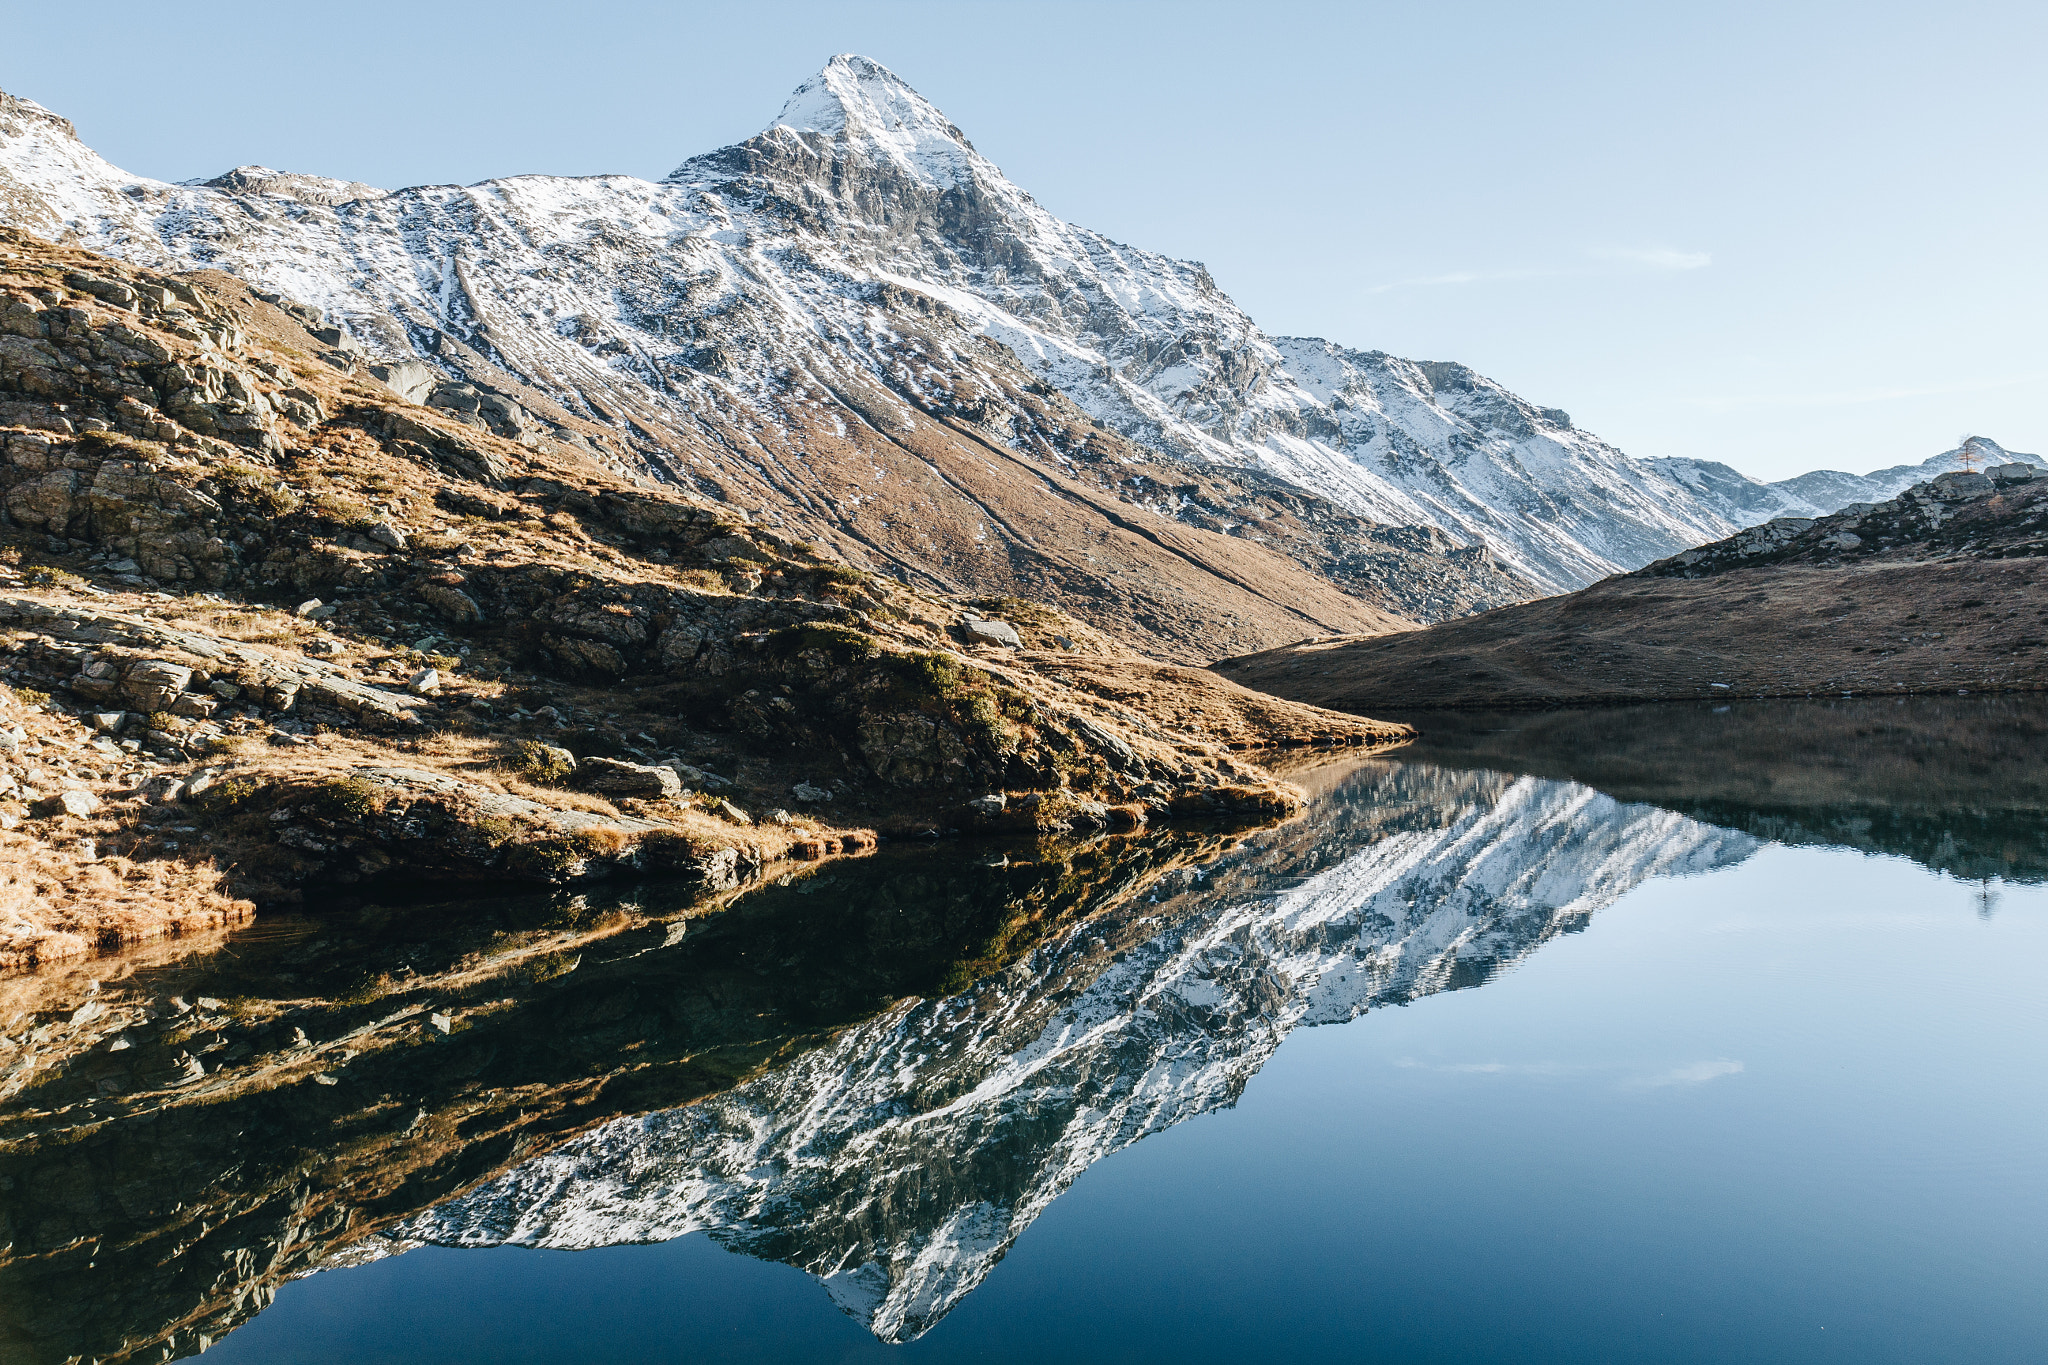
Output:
0,232,1411,967
1640,463,2046,579
0,595,428,729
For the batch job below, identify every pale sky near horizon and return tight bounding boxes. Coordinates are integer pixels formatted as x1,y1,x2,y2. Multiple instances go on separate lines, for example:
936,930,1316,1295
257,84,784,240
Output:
4,0,2042,481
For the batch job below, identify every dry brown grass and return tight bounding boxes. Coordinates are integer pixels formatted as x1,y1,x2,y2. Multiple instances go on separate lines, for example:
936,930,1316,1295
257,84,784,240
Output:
0,828,254,972
1220,557,2048,712
495,773,621,816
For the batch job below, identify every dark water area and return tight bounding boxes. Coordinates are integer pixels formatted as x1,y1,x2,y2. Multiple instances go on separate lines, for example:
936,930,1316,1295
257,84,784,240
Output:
3,698,2044,1363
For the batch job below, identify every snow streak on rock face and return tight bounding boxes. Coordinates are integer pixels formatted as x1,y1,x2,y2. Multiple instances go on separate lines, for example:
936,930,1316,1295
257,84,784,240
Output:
395,760,1755,1342
0,56,1785,593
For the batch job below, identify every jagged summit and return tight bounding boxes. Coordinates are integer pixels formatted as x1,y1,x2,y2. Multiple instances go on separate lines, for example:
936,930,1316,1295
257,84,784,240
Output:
0,88,77,140
773,55,974,149
670,54,985,191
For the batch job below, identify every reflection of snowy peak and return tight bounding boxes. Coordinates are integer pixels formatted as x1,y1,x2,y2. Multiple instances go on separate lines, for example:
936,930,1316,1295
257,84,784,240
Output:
0,57,1843,594
398,764,1754,1341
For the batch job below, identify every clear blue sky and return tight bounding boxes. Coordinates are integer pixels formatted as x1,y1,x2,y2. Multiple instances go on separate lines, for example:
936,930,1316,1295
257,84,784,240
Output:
6,0,2042,480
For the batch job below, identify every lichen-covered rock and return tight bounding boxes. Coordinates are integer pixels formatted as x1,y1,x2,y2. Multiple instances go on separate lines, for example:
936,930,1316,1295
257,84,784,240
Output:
121,659,192,711
576,757,682,800
960,617,1020,648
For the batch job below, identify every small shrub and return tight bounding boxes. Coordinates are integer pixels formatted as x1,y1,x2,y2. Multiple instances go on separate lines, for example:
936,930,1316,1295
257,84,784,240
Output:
202,775,259,811
523,951,581,984
472,816,517,845
220,465,302,516
770,622,880,665
511,739,575,784
334,972,392,1008
309,491,374,530
814,564,867,586
907,651,964,698
306,775,384,823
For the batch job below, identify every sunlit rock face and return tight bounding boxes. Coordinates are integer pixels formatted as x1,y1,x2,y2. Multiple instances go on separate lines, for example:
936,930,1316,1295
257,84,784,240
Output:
3,57,1764,600
400,762,1754,1341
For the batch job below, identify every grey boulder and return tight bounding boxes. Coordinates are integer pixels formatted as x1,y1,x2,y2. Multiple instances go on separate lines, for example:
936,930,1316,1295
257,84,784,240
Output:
577,757,683,800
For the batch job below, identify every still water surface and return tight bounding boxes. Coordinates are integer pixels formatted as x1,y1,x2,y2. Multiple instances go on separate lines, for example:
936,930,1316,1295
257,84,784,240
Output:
7,700,2046,1363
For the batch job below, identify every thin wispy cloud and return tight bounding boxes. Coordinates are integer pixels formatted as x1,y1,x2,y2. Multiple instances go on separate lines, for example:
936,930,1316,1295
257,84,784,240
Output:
1395,1058,1584,1076
1685,373,2043,413
1368,246,1711,293
1592,246,1713,271
1366,268,1561,295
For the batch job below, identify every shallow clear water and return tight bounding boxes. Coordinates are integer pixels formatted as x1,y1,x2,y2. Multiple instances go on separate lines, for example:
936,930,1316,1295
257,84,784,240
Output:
8,699,2047,1363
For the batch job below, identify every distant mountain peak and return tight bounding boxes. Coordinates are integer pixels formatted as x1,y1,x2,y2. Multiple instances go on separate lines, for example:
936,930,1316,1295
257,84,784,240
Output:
181,164,387,206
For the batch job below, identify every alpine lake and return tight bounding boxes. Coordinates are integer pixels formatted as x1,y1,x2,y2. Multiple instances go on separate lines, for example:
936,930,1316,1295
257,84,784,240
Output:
4,697,2044,1364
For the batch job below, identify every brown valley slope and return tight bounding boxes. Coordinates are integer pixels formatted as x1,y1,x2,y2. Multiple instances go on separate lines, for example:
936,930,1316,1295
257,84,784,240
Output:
0,230,1411,969
1218,467,2048,711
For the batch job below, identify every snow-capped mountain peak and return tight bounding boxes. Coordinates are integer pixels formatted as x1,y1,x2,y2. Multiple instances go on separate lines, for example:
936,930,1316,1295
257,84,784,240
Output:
763,54,980,187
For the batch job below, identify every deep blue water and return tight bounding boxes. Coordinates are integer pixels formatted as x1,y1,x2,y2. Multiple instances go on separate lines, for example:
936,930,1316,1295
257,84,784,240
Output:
208,838,2048,1363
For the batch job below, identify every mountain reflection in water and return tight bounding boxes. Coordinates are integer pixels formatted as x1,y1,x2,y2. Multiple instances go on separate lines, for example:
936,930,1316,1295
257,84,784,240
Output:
395,763,1748,1343
0,697,2036,1363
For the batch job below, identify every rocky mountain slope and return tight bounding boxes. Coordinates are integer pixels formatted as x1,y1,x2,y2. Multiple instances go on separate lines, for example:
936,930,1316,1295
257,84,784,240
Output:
0,53,1870,618
0,66,1543,649
0,227,1413,969
1217,463,2048,709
